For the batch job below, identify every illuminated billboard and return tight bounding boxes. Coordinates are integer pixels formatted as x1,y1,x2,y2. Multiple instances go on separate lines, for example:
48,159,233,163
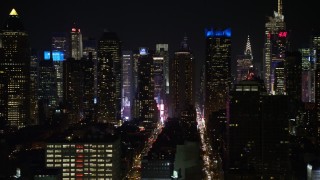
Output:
52,51,64,61
44,51,51,60
43,51,65,61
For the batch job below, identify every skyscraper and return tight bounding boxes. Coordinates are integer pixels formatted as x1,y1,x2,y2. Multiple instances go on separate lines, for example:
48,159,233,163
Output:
52,32,69,103
263,0,287,94
236,35,253,83
133,48,157,130
70,26,83,60
227,78,291,178
204,27,231,120
156,44,169,94
122,50,133,120
97,31,122,125
98,31,122,122
170,36,195,118
0,9,30,128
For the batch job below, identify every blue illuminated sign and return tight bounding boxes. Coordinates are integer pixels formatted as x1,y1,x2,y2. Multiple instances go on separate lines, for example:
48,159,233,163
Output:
205,28,231,38
44,51,51,60
44,51,65,61
52,51,64,61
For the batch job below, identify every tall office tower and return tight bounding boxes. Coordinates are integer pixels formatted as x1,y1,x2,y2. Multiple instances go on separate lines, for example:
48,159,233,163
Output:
0,9,30,128
156,44,169,94
82,57,95,121
227,79,291,179
134,48,157,130
312,30,320,142
97,32,116,124
63,58,84,123
97,31,122,124
300,48,312,102
204,28,231,120
30,50,39,125
171,36,195,118
45,125,121,179
38,59,57,123
153,50,166,122
236,35,253,83
122,51,133,120
132,51,140,98
263,0,288,94
52,33,69,103
70,26,83,60
0,70,7,122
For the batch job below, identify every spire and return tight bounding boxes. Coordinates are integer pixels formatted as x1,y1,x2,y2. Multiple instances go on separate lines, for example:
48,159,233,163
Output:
9,8,18,16
278,0,282,15
180,34,189,51
244,35,252,57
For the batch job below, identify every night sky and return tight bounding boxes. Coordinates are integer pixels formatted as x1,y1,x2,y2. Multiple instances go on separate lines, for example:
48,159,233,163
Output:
0,0,319,74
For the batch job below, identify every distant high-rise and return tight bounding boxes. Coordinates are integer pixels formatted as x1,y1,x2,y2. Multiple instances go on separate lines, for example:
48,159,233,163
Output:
204,27,231,120
70,26,83,60
133,48,157,130
122,50,133,120
52,32,69,103
170,36,195,118
97,31,122,125
0,70,7,122
0,9,30,128
98,31,122,122
29,50,39,125
263,0,287,94
38,59,57,123
156,44,169,94
236,35,253,83
300,48,313,102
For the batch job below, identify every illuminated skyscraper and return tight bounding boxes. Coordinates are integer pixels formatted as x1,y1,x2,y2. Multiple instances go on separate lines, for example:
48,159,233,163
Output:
133,48,157,130
236,35,253,83
0,9,30,128
204,27,231,120
97,31,122,123
38,59,57,123
97,31,121,125
263,0,288,94
171,36,195,118
29,50,39,125
52,32,69,103
0,70,7,122
300,48,312,102
122,50,133,120
71,26,83,60
156,44,169,94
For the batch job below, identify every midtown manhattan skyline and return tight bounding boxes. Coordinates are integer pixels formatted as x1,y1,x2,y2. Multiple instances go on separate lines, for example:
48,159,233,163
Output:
0,0,319,67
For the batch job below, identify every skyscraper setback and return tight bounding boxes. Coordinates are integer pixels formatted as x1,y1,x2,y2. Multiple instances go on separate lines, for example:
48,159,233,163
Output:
0,9,30,128
204,28,231,120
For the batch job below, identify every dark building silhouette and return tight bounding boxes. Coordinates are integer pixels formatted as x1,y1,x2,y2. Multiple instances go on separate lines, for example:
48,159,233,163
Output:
226,78,291,178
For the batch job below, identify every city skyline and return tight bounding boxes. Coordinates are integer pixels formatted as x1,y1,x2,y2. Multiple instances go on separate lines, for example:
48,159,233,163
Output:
1,0,319,69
